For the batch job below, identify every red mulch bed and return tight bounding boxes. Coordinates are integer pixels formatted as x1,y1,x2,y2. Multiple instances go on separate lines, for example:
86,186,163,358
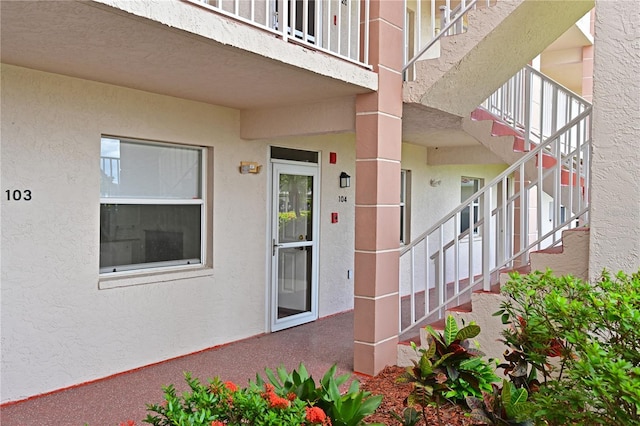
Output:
360,366,475,426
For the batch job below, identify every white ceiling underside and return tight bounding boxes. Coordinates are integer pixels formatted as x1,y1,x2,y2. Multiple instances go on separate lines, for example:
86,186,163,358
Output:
0,0,376,111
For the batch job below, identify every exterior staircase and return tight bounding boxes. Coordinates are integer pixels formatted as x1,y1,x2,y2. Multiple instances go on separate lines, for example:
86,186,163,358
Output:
462,65,591,216
397,0,593,364
404,0,594,117
398,227,590,366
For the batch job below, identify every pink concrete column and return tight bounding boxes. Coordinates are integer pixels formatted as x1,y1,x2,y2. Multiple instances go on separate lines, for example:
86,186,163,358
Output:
353,0,404,376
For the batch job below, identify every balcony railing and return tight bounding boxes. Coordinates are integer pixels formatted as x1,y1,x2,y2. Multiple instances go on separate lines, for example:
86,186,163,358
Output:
185,0,370,67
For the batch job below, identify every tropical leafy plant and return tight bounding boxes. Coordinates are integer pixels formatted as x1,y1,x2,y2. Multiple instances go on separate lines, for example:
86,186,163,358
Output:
423,316,499,401
390,407,421,426
252,363,325,404
253,363,384,426
398,315,499,426
466,379,533,426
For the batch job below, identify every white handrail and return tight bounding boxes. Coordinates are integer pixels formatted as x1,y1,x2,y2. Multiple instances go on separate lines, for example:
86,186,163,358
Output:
404,0,478,75
483,65,591,152
399,68,592,337
184,0,371,69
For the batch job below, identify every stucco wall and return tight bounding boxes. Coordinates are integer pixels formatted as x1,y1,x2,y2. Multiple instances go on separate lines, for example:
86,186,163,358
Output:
402,143,508,241
589,0,640,276
0,65,356,402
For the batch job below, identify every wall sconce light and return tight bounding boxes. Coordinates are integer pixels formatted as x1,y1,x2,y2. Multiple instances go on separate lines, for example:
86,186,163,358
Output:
239,161,262,174
340,172,351,188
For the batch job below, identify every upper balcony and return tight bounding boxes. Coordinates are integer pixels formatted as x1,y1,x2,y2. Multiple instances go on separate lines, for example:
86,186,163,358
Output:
0,0,376,112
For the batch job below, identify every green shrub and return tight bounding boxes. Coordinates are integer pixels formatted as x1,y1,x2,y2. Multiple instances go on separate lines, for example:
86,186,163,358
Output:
466,379,534,426
496,269,640,425
144,373,325,426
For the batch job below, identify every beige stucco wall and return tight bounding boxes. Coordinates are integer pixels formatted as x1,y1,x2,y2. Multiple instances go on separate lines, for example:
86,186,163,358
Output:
0,65,356,402
589,0,640,276
402,143,508,242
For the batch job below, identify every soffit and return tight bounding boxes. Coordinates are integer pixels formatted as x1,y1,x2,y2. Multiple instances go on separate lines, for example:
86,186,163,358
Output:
402,104,479,147
0,1,375,110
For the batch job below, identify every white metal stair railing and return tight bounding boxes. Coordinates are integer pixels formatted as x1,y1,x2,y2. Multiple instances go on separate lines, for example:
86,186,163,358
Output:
184,0,370,67
399,85,592,338
440,1,468,36
403,0,494,81
483,65,591,155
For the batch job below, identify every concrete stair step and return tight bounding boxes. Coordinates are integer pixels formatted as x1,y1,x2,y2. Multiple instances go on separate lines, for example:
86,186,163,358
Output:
470,107,585,190
398,228,590,366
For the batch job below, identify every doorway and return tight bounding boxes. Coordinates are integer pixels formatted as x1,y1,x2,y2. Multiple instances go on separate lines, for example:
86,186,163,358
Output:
270,160,319,331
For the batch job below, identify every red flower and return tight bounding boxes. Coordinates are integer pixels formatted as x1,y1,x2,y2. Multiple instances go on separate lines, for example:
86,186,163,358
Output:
261,383,291,409
517,316,527,328
287,392,297,401
267,392,291,409
119,421,135,426
546,338,564,357
224,381,238,392
306,406,327,423
211,421,225,426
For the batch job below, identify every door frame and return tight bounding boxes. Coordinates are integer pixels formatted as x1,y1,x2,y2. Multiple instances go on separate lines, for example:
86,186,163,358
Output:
269,158,320,332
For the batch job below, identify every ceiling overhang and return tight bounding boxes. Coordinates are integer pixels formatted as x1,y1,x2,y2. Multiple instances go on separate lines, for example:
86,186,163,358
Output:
0,0,377,111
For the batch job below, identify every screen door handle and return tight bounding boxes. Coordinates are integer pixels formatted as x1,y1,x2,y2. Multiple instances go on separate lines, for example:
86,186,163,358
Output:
272,239,282,256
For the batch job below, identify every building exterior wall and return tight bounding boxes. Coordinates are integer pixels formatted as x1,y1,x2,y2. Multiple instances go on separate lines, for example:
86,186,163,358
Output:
0,64,356,403
400,143,508,295
4,0,633,406
589,0,640,276
402,143,508,241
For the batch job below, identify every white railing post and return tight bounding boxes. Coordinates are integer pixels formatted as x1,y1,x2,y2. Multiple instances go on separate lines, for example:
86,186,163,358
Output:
282,0,289,42
524,67,532,150
467,203,474,290
454,213,460,296
482,188,492,291
424,234,430,320
438,226,445,317
364,0,370,65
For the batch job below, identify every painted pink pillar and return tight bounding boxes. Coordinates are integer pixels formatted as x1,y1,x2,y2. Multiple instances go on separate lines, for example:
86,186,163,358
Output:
353,0,404,376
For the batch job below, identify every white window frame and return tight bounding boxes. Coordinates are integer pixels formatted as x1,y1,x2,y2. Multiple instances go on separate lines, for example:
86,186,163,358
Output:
461,177,482,237
99,136,207,275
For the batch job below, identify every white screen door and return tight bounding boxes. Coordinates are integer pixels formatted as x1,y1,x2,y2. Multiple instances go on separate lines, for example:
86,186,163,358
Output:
271,161,319,331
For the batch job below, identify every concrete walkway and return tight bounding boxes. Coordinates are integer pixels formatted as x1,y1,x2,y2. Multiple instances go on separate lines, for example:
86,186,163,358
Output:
1,311,356,426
